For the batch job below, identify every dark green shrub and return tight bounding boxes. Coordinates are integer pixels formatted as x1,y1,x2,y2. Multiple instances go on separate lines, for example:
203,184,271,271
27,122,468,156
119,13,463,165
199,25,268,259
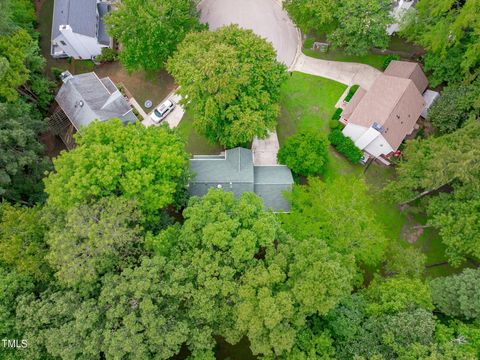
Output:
278,129,329,176
382,54,401,70
344,85,359,102
51,67,64,80
328,129,363,163
331,108,343,120
96,48,118,62
303,38,315,49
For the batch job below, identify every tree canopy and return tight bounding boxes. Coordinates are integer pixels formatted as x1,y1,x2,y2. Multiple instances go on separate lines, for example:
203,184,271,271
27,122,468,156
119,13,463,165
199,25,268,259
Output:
44,120,190,223
0,101,51,204
430,268,480,320
285,0,392,55
400,0,480,86
282,176,388,274
277,129,330,176
167,25,288,147
105,0,203,71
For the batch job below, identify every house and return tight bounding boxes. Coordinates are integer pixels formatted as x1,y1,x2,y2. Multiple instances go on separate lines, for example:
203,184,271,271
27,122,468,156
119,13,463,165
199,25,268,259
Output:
49,71,137,148
189,147,294,212
51,0,112,59
340,61,429,164
387,0,417,35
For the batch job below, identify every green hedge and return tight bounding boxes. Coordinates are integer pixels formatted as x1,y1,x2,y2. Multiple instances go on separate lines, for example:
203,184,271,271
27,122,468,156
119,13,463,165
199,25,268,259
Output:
331,108,343,120
328,129,363,163
344,85,360,102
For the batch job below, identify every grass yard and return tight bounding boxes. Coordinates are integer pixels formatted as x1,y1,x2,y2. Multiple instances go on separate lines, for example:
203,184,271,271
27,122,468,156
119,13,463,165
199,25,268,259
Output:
277,72,454,277
303,48,390,70
176,111,224,156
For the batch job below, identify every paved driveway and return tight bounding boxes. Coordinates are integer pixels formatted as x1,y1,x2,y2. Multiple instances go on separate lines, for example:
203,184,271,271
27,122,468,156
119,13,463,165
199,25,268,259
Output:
293,54,382,90
252,131,280,165
142,93,185,129
198,0,299,67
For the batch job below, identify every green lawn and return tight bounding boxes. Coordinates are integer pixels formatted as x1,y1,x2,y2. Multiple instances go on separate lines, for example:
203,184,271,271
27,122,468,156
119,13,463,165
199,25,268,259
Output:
303,48,390,70
176,111,223,156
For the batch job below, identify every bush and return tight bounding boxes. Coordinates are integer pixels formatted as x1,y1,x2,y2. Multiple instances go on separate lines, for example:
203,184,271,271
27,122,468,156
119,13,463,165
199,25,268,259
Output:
96,47,118,62
331,108,343,120
303,38,315,49
344,85,359,102
382,54,401,70
328,129,363,163
277,129,329,176
51,67,64,80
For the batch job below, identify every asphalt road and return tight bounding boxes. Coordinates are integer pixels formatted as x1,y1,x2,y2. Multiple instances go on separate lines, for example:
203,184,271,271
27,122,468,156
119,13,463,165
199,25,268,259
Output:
198,0,299,67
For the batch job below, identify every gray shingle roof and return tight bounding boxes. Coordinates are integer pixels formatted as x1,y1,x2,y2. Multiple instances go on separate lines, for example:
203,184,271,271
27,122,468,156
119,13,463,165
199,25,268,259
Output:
52,0,98,41
189,148,293,212
55,72,137,130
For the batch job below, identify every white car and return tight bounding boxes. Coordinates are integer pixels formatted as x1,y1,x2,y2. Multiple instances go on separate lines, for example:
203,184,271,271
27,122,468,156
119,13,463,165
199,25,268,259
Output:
151,99,176,123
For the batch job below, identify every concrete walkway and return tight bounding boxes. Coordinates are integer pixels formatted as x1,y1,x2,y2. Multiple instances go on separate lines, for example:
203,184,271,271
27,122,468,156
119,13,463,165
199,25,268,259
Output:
252,131,280,165
293,53,382,90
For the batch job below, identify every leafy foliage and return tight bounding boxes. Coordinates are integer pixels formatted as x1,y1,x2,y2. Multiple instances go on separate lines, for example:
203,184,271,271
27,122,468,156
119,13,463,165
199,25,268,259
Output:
328,0,392,55
234,237,354,356
277,130,329,176
46,197,145,289
0,204,50,282
282,177,388,274
400,0,480,85
328,129,363,163
44,120,190,223
167,25,288,147
430,268,480,320
284,0,337,33
0,101,51,204
384,120,480,204
428,78,479,134
105,0,203,71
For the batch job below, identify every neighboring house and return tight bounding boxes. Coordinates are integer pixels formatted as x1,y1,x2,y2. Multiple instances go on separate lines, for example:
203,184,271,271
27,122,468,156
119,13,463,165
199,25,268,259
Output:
51,0,112,59
387,0,417,35
50,71,137,149
340,61,429,164
189,147,294,212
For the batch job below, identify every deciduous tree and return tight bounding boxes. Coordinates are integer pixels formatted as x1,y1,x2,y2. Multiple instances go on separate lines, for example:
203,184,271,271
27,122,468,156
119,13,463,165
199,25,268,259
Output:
167,25,288,147
282,177,388,273
430,268,480,320
44,120,190,224
105,0,203,71
0,204,50,282
0,101,50,204
284,0,337,33
328,0,392,56
400,0,480,86
46,197,144,289
277,129,329,176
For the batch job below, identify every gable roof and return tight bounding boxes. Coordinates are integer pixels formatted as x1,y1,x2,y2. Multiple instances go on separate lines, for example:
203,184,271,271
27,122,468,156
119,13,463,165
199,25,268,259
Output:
55,72,136,130
384,60,428,93
345,74,425,150
189,148,294,211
